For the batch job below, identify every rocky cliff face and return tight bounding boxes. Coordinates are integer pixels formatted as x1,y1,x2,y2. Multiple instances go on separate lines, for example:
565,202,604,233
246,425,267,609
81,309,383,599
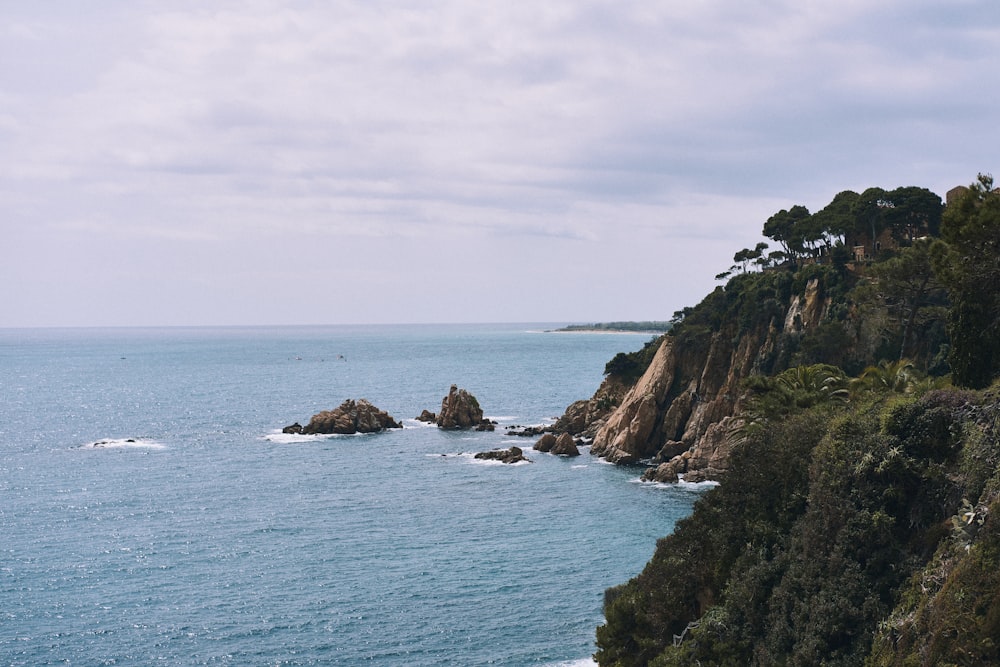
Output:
589,277,830,480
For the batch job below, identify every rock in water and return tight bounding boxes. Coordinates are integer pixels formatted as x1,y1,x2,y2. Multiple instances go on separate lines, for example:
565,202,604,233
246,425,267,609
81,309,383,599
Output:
550,433,580,456
435,385,487,429
534,433,557,452
290,399,402,435
415,409,437,423
474,446,530,464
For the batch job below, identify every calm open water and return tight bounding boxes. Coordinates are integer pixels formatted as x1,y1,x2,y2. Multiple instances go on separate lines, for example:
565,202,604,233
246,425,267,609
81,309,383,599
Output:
1,324,710,666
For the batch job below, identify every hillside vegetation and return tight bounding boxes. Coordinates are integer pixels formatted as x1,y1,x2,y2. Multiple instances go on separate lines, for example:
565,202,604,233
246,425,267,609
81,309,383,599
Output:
594,175,1000,666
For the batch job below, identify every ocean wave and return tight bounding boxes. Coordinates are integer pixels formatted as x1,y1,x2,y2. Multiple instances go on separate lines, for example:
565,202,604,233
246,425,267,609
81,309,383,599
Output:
678,477,721,490
77,438,165,451
544,660,597,667
631,476,721,490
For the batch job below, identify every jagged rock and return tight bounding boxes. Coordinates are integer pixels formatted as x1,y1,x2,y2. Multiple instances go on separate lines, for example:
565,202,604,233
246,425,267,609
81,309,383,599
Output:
587,278,831,480
550,432,580,456
436,385,484,429
475,419,497,432
652,440,689,463
591,339,678,464
507,424,552,437
474,446,530,464
534,433,557,452
294,399,402,435
551,375,630,439
642,461,682,484
416,410,437,423
282,422,303,434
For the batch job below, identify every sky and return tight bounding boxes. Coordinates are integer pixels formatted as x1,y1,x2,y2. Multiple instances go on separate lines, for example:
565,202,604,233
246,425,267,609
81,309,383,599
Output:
2,1,998,328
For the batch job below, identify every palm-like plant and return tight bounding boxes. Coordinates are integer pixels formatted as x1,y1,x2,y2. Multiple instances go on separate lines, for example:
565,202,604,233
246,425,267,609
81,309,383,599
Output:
776,363,850,406
851,359,919,396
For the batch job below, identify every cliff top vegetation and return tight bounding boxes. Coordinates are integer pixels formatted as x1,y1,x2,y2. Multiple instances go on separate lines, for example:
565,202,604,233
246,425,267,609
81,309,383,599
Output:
594,173,1000,666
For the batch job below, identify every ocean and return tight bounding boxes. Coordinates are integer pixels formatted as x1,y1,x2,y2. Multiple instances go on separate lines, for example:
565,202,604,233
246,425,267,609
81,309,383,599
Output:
1,324,711,666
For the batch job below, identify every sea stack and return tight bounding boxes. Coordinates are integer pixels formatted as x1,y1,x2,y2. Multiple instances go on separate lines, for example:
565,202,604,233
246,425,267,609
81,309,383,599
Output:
435,385,494,431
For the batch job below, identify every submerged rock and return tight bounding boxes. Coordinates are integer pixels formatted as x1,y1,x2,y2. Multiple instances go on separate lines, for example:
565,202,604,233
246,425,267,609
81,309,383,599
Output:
287,399,402,435
474,446,530,464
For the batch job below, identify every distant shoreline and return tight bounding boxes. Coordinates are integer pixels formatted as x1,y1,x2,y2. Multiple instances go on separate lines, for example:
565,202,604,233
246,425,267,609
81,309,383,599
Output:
547,321,672,334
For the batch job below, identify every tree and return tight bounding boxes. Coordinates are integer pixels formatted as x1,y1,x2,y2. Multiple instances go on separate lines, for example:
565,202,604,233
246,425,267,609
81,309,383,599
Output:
811,190,860,248
883,186,943,242
870,239,948,361
763,206,811,258
933,173,1000,388
851,187,890,258
732,242,769,273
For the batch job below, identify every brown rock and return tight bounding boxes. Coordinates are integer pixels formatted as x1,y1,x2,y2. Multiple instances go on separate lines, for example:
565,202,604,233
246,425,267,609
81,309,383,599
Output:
299,399,402,435
416,410,437,423
474,446,530,464
534,433,557,452
436,385,485,429
551,433,580,456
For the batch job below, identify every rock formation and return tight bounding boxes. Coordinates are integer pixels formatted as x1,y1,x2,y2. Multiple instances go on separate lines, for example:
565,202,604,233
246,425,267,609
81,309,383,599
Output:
435,385,493,430
534,433,557,452
583,277,831,481
415,409,437,423
284,399,402,435
474,446,530,464
532,432,581,456
550,432,581,456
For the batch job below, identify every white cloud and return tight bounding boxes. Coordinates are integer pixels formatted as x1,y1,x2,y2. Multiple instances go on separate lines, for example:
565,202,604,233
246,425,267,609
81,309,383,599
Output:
2,0,998,326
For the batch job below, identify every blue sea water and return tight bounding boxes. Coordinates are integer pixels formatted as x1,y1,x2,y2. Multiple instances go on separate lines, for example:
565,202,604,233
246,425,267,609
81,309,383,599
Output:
1,324,710,666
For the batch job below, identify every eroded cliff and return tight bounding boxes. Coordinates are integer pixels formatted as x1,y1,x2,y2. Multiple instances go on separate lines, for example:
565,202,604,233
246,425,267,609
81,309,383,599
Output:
586,274,832,480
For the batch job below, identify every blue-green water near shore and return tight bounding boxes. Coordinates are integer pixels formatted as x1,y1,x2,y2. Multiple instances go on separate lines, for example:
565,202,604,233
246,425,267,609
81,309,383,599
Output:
1,324,710,665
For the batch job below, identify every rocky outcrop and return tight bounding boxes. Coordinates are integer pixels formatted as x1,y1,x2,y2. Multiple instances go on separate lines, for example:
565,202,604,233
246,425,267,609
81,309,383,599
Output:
436,385,494,430
590,277,832,481
534,433,557,452
533,432,581,456
552,375,629,438
474,446,530,464
551,433,581,456
416,410,437,423
590,340,678,464
284,399,402,435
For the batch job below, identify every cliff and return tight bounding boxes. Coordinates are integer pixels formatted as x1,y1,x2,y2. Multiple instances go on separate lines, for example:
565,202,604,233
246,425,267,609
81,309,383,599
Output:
589,178,1000,665
586,272,832,481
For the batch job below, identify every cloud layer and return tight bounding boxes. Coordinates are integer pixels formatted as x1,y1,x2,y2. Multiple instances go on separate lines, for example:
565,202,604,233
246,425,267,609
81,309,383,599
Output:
3,1,998,326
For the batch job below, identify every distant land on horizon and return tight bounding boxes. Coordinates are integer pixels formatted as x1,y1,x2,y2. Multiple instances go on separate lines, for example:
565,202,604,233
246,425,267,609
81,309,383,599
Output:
550,321,673,333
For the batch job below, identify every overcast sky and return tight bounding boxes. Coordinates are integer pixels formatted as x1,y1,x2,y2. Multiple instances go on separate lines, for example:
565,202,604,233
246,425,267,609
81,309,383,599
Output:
3,1,998,327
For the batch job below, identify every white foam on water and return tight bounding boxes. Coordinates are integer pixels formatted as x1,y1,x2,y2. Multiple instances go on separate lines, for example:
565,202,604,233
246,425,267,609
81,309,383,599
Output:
678,477,721,490
402,418,437,428
545,659,598,667
263,431,330,444
78,438,165,451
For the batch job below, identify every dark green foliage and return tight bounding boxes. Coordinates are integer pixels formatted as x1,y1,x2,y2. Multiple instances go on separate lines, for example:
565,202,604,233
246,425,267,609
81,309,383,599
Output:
596,387,994,667
596,410,831,666
604,336,665,382
934,174,1000,388
594,177,1000,667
